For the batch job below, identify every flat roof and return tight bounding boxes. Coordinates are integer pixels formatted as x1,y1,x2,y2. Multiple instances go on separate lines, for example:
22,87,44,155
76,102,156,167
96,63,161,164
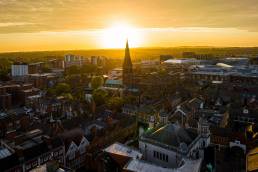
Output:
124,158,202,172
216,63,233,68
104,142,142,159
124,159,172,172
105,79,122,85
164,59,199,64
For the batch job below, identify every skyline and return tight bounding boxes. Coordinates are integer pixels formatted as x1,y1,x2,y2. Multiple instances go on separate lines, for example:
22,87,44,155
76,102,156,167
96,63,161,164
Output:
2,0,258,52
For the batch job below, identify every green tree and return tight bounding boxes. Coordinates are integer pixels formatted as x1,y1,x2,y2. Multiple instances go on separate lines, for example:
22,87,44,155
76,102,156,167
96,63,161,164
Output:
0,58,12,81
55,83,71,95
124,95,137,104
92,89,108,106
107,97,124,111
41,65,51,73
61,93,73,100
66,65,80,75
46,88,56,96
91,76,104,90
0,69,10,81
81,64,97,74
0,58,12,71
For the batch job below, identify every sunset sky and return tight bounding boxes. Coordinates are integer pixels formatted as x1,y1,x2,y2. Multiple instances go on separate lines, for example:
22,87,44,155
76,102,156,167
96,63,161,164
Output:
1,0,258,52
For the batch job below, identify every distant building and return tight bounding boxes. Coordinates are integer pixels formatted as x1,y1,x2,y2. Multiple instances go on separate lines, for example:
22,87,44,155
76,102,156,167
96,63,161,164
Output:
28,62,46,74
0,86,12,109
47,59,64,69
190,64,258,84
221,57,249,66
28,73,58,88
160,55,174,63
182,52,196,59
108,68,123,80
104,79,123,89
91,56,106,66
64,54,85,68
182,52,214,60
11,63,28,77
91,56,98,65
140,60,160,73
0,83,39,108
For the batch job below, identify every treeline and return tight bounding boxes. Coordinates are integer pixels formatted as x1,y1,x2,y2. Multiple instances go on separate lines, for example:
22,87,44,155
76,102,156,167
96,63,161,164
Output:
1,47,258,62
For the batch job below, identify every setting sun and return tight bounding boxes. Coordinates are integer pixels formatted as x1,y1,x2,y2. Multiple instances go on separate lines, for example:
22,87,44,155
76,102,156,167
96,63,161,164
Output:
101,23,142,48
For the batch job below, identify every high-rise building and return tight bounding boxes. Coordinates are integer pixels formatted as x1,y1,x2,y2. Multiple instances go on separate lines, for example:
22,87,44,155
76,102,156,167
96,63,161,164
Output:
11,62,28,77
64,54,85,68
122,40,133,88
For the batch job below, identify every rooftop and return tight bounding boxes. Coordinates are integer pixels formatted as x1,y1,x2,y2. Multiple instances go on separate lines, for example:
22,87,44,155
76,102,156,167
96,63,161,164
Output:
164,59,199,64
105,79,123,85
123,158,202,172
0,147,12,159
104,142,142,159
140,123,199,154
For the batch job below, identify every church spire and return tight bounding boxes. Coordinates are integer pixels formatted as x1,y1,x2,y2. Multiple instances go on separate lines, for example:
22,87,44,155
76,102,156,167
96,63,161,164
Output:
123,39,133,88
123,39,132,69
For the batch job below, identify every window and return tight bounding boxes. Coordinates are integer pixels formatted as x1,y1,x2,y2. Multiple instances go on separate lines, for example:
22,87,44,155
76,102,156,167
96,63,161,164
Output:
153,150,168,162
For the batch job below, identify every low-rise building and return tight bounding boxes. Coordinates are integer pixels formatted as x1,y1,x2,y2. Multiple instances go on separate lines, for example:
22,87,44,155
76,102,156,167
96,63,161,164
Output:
59,128,89,170
103,142,142,171
0,129,65,172
139,123,208,168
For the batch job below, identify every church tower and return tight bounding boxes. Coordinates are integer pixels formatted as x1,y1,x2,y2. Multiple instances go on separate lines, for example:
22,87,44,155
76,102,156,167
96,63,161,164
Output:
122,40,133,88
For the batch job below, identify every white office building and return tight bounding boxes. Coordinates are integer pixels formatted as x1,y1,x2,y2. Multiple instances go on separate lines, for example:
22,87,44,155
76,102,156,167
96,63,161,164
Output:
11,63,29,77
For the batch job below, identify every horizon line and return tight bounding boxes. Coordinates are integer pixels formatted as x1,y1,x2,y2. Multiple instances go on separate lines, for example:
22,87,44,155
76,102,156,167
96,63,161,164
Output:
2,45,258,54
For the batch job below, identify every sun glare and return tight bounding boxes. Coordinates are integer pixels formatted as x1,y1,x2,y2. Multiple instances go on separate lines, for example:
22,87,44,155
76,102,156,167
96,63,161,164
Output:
101,23,142,48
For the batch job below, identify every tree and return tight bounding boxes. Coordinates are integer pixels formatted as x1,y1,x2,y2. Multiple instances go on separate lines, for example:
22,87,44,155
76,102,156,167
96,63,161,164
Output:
46,88,56,96
91,76,104,90
41,65,51,73
61,93,73,101
0,58,12,71
0,69,10,81
0,58,12,81
92,89,108,106
66,65,80,75
107,97,124,111
55,83,71,95
124,95,137,104
81,64,97,74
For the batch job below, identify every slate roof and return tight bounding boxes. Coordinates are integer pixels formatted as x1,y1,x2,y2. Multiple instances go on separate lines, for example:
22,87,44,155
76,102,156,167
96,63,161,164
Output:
104,142,142,159
141,123,198,148
59,128,84,149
